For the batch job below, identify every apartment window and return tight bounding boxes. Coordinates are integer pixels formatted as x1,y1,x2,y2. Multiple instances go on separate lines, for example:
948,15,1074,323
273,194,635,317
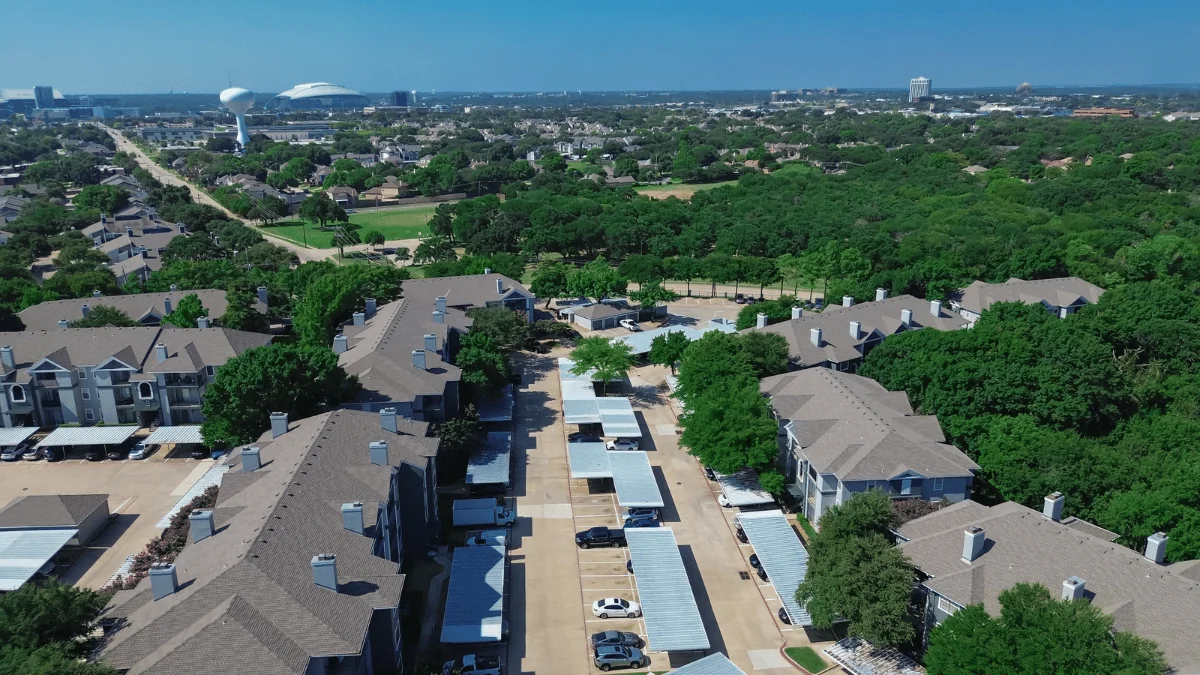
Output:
932,477,945,491
9,385,25,403
901,478,913,496
78,368,88,380
205,366,216,377
138,382,153,400
81,390,90,401
84,409,94,421
938,596,958,616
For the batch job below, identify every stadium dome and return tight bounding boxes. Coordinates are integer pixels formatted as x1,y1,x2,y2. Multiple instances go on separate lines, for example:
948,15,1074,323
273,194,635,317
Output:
266,82,369,111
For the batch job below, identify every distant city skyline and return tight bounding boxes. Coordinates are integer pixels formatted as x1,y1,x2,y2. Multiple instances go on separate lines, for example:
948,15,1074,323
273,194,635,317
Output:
8,0,1200,94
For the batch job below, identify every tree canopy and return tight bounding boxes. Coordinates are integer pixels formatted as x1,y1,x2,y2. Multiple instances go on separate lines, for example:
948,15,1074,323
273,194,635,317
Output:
570,337,635,393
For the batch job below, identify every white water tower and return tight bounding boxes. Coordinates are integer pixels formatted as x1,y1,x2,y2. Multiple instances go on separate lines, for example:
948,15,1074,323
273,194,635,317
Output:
219,87,255,151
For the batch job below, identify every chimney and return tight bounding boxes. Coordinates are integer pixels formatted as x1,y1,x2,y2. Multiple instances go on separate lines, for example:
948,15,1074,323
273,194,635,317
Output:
1145,532,1168,565
177,223,186,234
1043,492,1064,522
809,327,822,347
126,226,135,238
256,286,268,308
423,333,438,356
333,333,348,354
170,283,178,291
365,297,377,318
101,213,107,225
791,306,802,320
435,296,447,313
432,310,445,324
930,299,941,317
875,288,888,301
901,308,913,326
311,554,338,592
369,440,389,466
496,278,504,295
756,312,768,329
380,407,398,434
155,343,168,364
93,289,102,298
352,311,365,327
163,297,172,315
484,267,492,275
269,412,288,438
1062,576,1086,601
342,502,365,534
189,509,215,543
148,562,178,600
849,320,861,339
842,295,853,307
241,446,261,472
196,316,209,329
81,304,90,318
412,349,427,370
0,346,13,369
962,526,985,562
57,319,68,329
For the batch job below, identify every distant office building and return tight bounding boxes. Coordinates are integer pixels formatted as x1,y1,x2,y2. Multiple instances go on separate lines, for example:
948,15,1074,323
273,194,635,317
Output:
32,86,55,109
265,82,369,111
411,90,418,105
390,90,409,107
0,87,64,115
1072,107,1135,118
909,77,931,102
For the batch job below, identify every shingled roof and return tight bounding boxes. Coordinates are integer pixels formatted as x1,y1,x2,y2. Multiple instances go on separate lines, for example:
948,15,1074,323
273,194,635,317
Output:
0,494,108,529
953,277,1104,315
400,273,533,310
899,500,1200,674
99,409,435,674
761,369,978,481
18,290,230,331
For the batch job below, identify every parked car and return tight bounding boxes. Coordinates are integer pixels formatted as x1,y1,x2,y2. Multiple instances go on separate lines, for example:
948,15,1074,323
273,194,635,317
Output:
618,319,641,332
189,446,209,459
106,448,126,460
592,598,641,619
569,432,604,444
625,507,659,520
703,465,716,481
778,606,791,625
735,525,748,544
718,494,732,508
749,554,761,569
626,559,633,573
591,630,643,648
756,565,769,582
21,448,42,462
735,294,747,304
593,645,646,671
129,442,157,460
606,438,640,452
0,444,30,461
623,515,660,529
576,527,626,549
84,448,104,462
42,447,63,462
441,653,500,675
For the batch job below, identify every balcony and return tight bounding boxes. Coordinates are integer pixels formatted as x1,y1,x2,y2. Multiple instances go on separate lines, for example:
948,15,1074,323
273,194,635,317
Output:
164,374,201,387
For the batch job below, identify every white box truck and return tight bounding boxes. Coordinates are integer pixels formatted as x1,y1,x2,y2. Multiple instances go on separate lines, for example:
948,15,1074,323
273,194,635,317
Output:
453,498,515,527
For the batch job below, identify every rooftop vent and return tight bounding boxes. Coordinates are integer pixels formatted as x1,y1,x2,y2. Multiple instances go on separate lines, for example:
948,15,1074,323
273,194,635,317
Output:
365,297,377,318
149,562,178,600
241,446,261,472
849,320,861,339
380,407,398,434
312,554,338,592
1043,492,1064,522
0,346,13,370
963,526,985,562
369,440,389,466
791,306,803,320
333,333,348,354
435,296,447,313
930,299,941,317
842,295,854,308
155,343,168,364
901,308,913,326
342,502,365,535
1062,576,1086,601
1145,532,1168,565
876,288,889,301
412,349,427,370
810,327,822,347
189,509,214,543
197,316,209,329
756,313,768,329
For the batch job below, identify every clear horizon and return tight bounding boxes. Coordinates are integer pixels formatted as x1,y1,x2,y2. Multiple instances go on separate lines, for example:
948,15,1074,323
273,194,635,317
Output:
7,0,1200,94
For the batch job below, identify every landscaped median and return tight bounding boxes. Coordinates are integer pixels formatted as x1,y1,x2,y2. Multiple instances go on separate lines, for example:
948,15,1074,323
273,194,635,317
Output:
784,646,829,674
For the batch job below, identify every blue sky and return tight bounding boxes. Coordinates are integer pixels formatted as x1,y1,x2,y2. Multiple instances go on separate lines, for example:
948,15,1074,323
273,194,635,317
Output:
8,0,1200,93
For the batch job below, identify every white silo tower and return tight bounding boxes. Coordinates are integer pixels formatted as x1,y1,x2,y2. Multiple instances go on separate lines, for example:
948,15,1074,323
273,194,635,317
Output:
219,87,255,151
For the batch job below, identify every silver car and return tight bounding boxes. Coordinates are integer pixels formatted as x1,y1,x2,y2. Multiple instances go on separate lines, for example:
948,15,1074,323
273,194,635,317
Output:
594,645,645,671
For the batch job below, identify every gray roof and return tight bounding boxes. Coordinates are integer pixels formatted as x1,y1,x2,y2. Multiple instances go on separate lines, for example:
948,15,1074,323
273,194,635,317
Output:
144,426,204,445
624,528,709,652
736,510,811,626
37,426,138,447
611,320,737,355
19,290,230,331
567,442,611,479
747,295,966,367
146,328,272,374
466,431,511,486
898,500,1200,674
0,528,77,591
574,302,634,321
476,384,513,422
0,494,108,529
598,397,640,437
440,544,506,643
714,469,773,507
400,273,533,310
0,427,37,447
825,636,924,675
100,409,436,674
608,451,664,509
668,653,747,675
762,369,978,482
953,276,1104,314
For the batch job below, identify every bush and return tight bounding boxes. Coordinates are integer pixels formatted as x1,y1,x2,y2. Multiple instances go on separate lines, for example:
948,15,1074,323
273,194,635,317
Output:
105,485,218,591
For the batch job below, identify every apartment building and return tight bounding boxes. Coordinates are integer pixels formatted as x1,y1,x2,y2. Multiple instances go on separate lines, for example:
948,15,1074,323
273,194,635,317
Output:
949,276,1105,326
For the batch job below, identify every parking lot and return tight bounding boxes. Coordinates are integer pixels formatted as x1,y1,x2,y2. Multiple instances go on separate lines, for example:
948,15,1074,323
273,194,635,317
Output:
0,448,215,589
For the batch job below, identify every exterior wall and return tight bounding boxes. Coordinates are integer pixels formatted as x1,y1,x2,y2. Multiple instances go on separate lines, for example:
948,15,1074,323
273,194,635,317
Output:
74,500,111,547
397,461,432,566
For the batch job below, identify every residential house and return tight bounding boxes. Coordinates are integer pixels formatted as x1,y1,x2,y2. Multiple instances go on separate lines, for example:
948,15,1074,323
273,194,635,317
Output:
18,289,231,331
0,326,271,428
331,152,379,167
564,300,641,331
762,368,978,525
0,195,28,222
311,165,334,185
747,292,967,372
98,408,437,675
400,273,536,322
0,230,12,245
360,177,408,206
949,277,1105,326
327,185,358,208
99,174,147,200
379,144,422,165
898,496,1200,674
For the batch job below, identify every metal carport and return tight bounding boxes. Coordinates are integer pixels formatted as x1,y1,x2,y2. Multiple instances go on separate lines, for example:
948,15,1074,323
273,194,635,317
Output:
736,510,812,626
567,442,611,479
624,528,709,652
0,528,77,591
36,425,139,447
477,384,514,423
440,544,506,643
559,358,600,424
466,431,511,486
144,425,204,445
0,427,38,447
608,451,664,508
597,397,640,438
715,469,775,507
668,653,748,675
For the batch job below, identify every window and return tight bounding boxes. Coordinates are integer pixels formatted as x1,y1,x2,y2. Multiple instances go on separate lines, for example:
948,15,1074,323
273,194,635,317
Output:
84,409,94,421
932,477,945,491
79,368,88,380
205,366,216,377
9,385,24,403
901,478,913,496
937,596,958,616
138,382,153,400
81,390,90,401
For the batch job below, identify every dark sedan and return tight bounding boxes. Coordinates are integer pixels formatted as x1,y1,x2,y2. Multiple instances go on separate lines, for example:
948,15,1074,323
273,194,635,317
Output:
590,630,643,649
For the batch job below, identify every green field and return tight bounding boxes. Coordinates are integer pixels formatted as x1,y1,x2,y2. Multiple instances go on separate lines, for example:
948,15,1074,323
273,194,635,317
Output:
261,206,434,249
635,179,738,193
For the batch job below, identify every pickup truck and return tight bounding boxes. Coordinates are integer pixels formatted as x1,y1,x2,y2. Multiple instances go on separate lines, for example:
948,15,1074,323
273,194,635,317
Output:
575,526,626,549
466,529,509,547
443,653,501,675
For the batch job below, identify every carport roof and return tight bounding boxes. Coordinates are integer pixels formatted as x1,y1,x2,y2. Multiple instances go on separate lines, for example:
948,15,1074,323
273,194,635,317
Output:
440,544,506,643
598,397,640,437
0,528,77,591
477,384,514,422
36,425,138,447
466,431,511,485
567,442,611,479
0,426,37,447
144,425,203,445
669,653,748,675
560,358,601,424
624,528,709,652
609,451,664,509
715,469,775,507
736,510,812,626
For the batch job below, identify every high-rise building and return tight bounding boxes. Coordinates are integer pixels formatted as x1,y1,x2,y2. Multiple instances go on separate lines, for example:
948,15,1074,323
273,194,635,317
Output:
909,76,931,103
410,90,418,105
32,86,55,109
390,90,409,107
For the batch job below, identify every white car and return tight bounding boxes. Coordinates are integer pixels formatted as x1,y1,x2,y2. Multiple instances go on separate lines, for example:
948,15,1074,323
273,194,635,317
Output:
129,442,158,460
619,319,641,332
606,438,640,452
718,494,732,508
592,597,641,619
466,529,509,547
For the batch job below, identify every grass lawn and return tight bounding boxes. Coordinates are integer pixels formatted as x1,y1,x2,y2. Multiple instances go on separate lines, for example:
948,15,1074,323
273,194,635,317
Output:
635,179,738,193
260,206,434,249
796,514,817,543
786,646,828,673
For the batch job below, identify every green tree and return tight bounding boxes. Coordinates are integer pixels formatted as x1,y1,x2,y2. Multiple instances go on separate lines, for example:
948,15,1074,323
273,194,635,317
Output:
665,256,703,296
292,265,408,346
673,142,700,182
465,307,529,354
539,150,567,173
618,255,665,284
648,330,690,374
456,332,510,397
362,230,385,247
567,256,627,302
414,233,457,264
219,286,270,333
570,337,634,394
629,280,680,311
738,331,790,378
0,644,118,675
200,342,361,446
298,191,347,228
0,580,110,654
530,261,570,308
436,405,481,481
69,305,138,328
679,376,779,473
162,293,208,329
71,184,128,214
